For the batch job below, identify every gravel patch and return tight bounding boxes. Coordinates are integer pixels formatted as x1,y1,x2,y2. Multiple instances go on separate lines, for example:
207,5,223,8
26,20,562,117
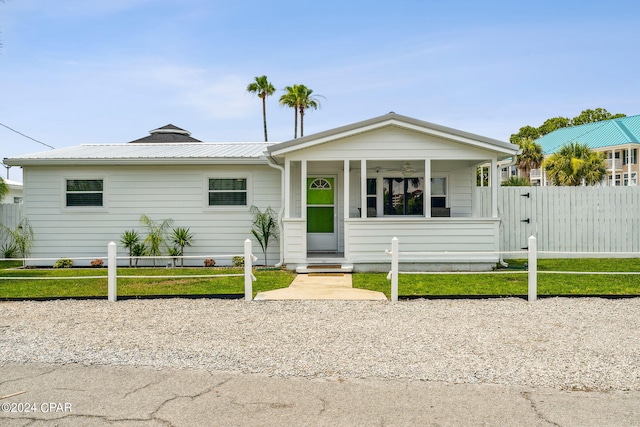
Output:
1,298,639,391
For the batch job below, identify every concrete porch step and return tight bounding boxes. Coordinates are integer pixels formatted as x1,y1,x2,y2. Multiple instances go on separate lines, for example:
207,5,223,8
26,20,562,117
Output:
295,264,354,274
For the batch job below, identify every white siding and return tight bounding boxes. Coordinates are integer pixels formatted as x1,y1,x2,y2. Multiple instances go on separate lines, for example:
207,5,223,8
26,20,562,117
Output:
22,164,281,266
284,127,495,161
346,218,500,263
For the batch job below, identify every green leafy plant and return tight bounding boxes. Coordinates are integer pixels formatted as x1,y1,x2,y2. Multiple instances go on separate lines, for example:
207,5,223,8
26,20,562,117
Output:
53,258,73,268
232,256,244,267
131,242,147,267
501,176,531,186
250,206,279,266
120,229,141,268
0,219,34,267
171,227,194,267
168,247,180,267
140,215,173,267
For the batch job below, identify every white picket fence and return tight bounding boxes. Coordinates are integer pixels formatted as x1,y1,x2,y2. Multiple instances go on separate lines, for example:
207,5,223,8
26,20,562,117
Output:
476,186,640,256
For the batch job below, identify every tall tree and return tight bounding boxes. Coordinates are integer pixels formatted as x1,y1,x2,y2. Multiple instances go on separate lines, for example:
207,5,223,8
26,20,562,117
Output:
542,142,606,186
294,84,323,137
246,75,276,142
279,85,301,139
515,138,544,181
0,177,8,201
510,108,626,144
279,84,324,138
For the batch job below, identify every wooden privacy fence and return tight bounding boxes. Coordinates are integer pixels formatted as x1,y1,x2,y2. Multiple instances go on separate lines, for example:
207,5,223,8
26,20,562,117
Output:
476,187,640,256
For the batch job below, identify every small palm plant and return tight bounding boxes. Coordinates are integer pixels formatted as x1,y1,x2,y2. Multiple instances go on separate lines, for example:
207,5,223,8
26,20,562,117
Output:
250,205,278,266
140,215,173,267
120,229,140,268
131,242,147,267
171,227,194,267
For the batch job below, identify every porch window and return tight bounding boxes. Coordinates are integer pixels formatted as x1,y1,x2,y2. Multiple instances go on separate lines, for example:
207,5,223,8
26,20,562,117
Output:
623,149,637,165
208,178,247,206
66,179,103,207
431,177,447,208
383,178,424,215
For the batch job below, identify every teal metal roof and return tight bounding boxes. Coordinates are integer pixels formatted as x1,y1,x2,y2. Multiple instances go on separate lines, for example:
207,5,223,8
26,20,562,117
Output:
536,115,640,154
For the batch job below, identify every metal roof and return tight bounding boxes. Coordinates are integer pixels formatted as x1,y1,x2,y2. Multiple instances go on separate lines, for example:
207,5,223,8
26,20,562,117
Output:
536,115,640,154
4,143,272,166
268,112,519,156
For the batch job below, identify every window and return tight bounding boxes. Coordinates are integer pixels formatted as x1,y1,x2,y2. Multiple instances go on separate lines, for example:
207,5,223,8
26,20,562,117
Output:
66,179,103,207
623,149,637,165
366,178,377,216
623,172,637,186
208,178,247,206
383,178,424,215
431,177,447,208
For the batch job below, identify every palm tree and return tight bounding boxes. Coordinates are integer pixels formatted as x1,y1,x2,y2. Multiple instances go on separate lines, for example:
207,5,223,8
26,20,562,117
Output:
140,215,174,266
542,142,606,186
279,84,324,138
120,229,140,268
279,85,301,139
246,76,276,142
171,227,194,267
250,205,279,266
295,84,323,137
515,138,544,181
0,178,8,201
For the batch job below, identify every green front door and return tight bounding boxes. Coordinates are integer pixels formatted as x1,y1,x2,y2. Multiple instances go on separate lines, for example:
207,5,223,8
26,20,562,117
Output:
307,177,337,251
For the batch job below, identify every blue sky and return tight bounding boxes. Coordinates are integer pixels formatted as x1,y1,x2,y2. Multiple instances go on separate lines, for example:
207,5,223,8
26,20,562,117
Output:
2,0,640,182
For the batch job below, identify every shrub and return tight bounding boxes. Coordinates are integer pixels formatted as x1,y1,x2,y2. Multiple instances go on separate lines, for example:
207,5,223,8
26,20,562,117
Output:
90,259,104,267
53,258,73,268
204,258,216,267
232,256,244,267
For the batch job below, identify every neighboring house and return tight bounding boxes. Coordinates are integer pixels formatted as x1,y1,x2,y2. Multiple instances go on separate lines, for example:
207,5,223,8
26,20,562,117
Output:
530,115,640,186
4,114,518,271
1,179,23,204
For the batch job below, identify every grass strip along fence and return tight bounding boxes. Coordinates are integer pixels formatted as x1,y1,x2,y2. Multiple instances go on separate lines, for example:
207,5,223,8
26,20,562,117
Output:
380,236,640,302
0,240,295,301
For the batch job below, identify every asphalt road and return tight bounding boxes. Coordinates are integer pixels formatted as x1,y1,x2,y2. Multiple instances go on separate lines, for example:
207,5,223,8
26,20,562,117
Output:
1,363,639,426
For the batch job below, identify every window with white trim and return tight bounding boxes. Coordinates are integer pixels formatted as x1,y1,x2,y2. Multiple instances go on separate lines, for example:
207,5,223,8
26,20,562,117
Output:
66,179,104,207
208,178,247,206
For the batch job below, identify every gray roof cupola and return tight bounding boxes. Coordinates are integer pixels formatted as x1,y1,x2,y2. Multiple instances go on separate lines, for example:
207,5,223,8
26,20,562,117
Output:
128,124,202,143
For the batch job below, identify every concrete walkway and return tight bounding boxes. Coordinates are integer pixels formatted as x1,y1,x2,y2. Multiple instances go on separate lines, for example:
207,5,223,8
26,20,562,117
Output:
254,273,387,301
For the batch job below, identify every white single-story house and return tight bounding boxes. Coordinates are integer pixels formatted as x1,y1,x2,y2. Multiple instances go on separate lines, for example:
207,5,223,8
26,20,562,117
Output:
4,113,519,271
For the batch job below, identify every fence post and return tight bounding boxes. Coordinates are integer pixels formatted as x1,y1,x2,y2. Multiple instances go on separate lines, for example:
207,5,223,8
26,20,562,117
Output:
108,241,117,302
244,239,253,301
528,235,537,302
391,237,399,302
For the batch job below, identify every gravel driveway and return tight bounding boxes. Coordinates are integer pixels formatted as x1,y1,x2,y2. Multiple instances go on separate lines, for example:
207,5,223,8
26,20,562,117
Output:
1,298,638,392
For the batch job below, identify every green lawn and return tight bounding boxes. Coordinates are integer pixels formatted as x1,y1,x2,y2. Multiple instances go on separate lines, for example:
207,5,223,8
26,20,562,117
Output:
1,259,640,299
353,258,640,297
0,263,295,299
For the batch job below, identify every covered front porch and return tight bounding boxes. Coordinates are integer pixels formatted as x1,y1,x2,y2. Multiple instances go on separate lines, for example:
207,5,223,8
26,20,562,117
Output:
266,113,518,271
279,158,502,271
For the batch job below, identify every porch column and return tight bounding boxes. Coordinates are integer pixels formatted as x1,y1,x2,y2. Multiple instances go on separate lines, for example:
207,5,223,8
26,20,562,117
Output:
491,158,498,218
424,159,431,218
360,159,367,218
628,147,632,186
284,159,291,218
610,149,615,186
301,160,307,219
344,160,350,219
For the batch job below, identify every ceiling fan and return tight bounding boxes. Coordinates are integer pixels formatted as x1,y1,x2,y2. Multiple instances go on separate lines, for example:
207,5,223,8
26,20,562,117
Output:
372,162,417,176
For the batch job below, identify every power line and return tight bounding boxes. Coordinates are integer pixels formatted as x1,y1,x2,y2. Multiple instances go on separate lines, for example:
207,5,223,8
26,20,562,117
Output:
0,122,55,149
